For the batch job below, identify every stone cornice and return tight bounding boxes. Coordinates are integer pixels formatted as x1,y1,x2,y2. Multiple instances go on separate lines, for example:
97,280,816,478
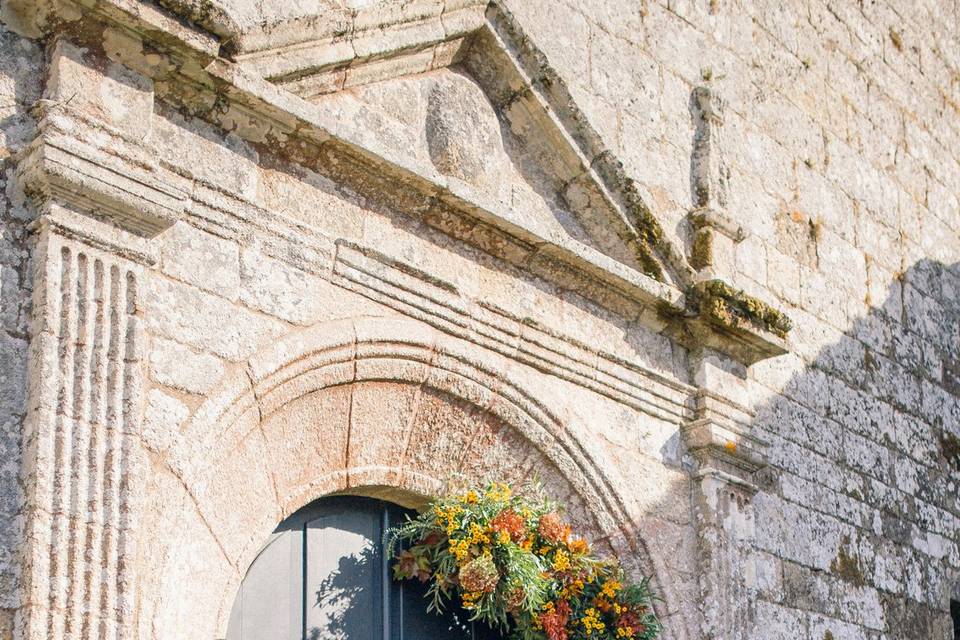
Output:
17,101,186,238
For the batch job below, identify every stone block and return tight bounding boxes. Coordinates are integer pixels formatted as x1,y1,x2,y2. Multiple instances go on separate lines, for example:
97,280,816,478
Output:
238,248,326,325
142,388,189,454
148,336,226,395
160,222,240,300
143,276,287,361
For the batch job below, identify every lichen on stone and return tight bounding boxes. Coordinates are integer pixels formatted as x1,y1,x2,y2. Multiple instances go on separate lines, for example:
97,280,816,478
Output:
693,279,792,338
690,228,713,270
589,151,668,281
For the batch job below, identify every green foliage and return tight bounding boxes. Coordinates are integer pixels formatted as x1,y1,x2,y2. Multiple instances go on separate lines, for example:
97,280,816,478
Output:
386,482,662,640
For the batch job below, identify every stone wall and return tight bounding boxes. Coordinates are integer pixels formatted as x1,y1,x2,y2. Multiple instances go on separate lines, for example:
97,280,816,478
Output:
500,1,960,637
0,21,42,640
0,1,957,640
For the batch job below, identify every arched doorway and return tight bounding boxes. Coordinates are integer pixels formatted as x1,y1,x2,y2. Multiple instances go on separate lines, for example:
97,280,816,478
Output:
226,495,499,640
134,319,688,640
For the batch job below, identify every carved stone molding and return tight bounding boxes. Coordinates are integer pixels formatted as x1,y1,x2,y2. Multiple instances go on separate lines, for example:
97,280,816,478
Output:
3,0,794,366
12,38,165,640
15,38,185,239
20,216,146,640
688,84,747,284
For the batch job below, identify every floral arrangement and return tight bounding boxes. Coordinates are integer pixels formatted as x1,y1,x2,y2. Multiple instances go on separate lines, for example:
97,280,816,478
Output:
387,482,661,640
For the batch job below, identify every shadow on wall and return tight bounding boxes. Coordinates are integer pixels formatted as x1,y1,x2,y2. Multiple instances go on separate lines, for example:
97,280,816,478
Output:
308,539,491,640
747,258,959,638
310,544,377,640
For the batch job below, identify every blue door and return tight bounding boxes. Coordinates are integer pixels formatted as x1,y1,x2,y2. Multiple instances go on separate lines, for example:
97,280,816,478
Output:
226,496,499,640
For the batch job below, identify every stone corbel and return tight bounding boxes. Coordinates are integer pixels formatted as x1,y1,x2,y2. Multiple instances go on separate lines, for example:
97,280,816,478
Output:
15,39,185,239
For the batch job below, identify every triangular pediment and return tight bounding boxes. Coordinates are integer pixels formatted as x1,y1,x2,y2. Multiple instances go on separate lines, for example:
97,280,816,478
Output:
210,1,693,288
6,0,789,364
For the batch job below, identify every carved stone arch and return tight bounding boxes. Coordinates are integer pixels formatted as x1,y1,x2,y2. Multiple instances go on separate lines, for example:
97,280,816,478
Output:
133,317,692,640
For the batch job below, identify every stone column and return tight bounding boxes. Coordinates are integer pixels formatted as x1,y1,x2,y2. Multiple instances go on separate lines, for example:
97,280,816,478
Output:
683,352,768,640
14,37,179,640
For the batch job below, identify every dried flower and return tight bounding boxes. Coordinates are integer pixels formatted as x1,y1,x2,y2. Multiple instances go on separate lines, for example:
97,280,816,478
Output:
393,549,431,582
506,586,526,612
458,554,499,594
538,512,569,544
491,509,527,543
390,482,661,640
539,600,571,640
617,608,645,637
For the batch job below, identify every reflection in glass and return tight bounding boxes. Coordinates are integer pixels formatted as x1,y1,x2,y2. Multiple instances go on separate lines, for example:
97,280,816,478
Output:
226,496,500,640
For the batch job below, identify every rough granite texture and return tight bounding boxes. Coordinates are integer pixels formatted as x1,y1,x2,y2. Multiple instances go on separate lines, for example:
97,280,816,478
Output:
0,1,958,640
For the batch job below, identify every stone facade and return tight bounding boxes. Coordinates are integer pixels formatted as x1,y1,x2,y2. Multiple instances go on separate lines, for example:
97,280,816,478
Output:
0,1,957,639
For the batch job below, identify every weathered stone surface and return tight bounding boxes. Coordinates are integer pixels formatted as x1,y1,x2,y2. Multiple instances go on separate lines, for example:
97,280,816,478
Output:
160,222,241,299
142,388,190,454
143,276,288,361
0,1,958,640
148,336,226,395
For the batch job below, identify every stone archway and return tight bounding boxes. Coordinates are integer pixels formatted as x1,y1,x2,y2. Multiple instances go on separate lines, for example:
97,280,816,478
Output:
132,317,687,640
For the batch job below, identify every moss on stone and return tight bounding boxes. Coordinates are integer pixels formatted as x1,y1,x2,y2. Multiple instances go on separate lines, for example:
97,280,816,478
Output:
693,280,792,338
830,537,866,586
690,228,713,270
157,0,218,25
589,151,668,281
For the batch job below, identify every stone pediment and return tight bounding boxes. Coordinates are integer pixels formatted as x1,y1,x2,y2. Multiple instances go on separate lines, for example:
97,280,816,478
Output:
5,0,790,364
11,0,687,277
156,0,692,287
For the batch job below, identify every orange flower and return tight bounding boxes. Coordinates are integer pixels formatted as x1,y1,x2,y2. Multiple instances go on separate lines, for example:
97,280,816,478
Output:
538,600,571,640
491,508,527,543
568,537,589,554
538,512,569,544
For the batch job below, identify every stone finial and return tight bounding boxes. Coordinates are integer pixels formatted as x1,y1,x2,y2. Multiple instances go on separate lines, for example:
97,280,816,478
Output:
688,85,744,278
691,85,729,211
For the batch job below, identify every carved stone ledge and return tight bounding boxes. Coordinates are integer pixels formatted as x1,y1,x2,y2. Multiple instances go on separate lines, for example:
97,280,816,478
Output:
683,353,769,484
682,390,768,487
28,204,160,267
15,41,186,238
17,132,184,238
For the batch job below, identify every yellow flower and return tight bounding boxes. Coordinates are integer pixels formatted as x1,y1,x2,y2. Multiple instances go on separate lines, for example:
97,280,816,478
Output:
468,522,490,545
559,577,585,599
520,537,534,552
616,626,634,638
450,538,470,563
463,490,479,504
582,608,605,636
601,579,622,598
496,530,511,545
552,549,571,572
486,482,512,502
